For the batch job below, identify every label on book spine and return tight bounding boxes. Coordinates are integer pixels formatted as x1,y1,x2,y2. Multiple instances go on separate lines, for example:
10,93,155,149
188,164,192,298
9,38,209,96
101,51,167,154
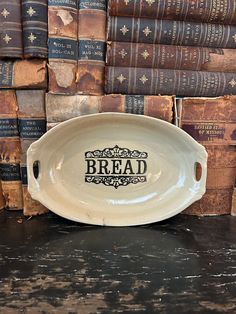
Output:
0,164,21,182
20,166,28,186
18,119,46,139
0,119,19,137
48,0,77,8
0,62,13,87
182,124,225,141
125,96,144,115
79,40,105,61
79,0,106,11
48,38,78,60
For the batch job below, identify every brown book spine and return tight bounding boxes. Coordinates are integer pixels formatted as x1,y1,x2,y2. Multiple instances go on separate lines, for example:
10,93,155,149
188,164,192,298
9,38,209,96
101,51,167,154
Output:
0,91,23,210
46,94,101,123
109,0,236,25
107,17,236,49
105,67,236,97
0,0,23,58
106,42,236,73
22,0,48,58
100,94,173,122
77,0,107,95
180,96,236,215
16,90,48,216
0,181,5,210
232,180,236,216
48,0,78,94
0,60,47,89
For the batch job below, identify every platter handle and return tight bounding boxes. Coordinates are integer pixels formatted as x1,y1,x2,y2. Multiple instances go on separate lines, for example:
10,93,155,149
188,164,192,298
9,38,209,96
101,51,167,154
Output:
194,148,208,194
27,142,42,200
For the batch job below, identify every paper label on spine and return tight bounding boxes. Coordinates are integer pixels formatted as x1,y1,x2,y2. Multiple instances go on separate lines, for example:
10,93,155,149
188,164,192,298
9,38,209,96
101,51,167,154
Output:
0,164,21,182
49,38,78,60
0,119,18,137
48,0,77,9
0,62,13,87
79,40,105,61
19,119,46,139
79,0,106,11
183,124,225,141
125,96,144,115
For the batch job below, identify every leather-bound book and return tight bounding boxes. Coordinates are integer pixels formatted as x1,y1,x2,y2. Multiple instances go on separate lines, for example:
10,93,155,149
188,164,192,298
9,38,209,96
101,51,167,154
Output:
100,95,173,122
16,90,48,216
48,0,78,94
46,94,101,124
232,180,236,216
106,42,236,73
0,60,47,89
77,0,107,95
0,0,23,58
0,91,23,210
107,17,236,49
108,0,236,25
105,66,236,97
22,0,48,58
0,182,5,210
180,96,236,216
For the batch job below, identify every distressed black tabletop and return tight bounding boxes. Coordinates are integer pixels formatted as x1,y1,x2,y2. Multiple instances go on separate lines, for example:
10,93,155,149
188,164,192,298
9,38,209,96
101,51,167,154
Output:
0,211,236,313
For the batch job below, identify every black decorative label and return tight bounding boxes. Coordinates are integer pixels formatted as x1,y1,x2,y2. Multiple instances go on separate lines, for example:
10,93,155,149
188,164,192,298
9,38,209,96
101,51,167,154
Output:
85,145,148,189
79,0,106,11
21,166,28,186
18,119,46,139
125,96,144,115
48,0,77,9
0,119,19,137
0,62,13,87
48,38,78,61
183,124,225,141
0,163,21,182
79,40,105,62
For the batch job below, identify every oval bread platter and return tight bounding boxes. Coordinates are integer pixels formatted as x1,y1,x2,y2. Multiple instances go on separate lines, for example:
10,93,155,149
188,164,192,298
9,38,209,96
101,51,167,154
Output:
27,113,208,226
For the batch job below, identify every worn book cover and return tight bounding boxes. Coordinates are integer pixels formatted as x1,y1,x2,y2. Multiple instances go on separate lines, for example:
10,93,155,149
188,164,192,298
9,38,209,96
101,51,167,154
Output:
0,91,23,210
105,66,236,97
0,0,23,58
106,42,236,73
101,95,173,122
77,0,106,95
180,96,236,215
22,0,48,58
48,0,78,94
232,180,236,216
16,90,48,216
0,181,5,210
0,60,47,89
108,0,236,25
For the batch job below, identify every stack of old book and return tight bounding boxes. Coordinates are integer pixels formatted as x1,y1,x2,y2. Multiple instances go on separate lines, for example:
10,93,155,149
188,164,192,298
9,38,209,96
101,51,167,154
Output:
105,0,236,216
0,0,48,215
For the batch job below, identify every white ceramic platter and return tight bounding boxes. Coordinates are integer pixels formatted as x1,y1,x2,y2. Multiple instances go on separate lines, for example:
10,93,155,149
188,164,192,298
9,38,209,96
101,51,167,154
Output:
27,113,207,226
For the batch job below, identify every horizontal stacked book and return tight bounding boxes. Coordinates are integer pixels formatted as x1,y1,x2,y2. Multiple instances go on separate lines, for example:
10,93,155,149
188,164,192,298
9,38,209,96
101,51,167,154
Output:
106,0,236,97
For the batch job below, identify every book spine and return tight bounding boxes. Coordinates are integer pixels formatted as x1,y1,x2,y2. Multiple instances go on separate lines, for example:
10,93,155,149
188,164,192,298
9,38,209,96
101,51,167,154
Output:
184,189,234,216
48,0,78,94
16,90,48,216
108,0,236,25
232,180,236,216
77,0,107,95
107,17,236,49
46,94,101,123
180,96,236,215
100,94,173,122
22,0,48,58
0,60,47,89
0,0,23,58
0,91,23,210
105,67,236,97
106,42,236,73
0,181,5,210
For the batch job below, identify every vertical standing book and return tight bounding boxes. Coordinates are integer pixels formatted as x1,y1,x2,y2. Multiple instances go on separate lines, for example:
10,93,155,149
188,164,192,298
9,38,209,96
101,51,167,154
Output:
0,91,23,210
0,0,23,58
17,90,48,216
22,0,48,58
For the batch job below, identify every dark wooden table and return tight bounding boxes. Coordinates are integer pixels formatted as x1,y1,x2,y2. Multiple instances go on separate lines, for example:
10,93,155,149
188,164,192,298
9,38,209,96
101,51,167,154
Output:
0,211,236,313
